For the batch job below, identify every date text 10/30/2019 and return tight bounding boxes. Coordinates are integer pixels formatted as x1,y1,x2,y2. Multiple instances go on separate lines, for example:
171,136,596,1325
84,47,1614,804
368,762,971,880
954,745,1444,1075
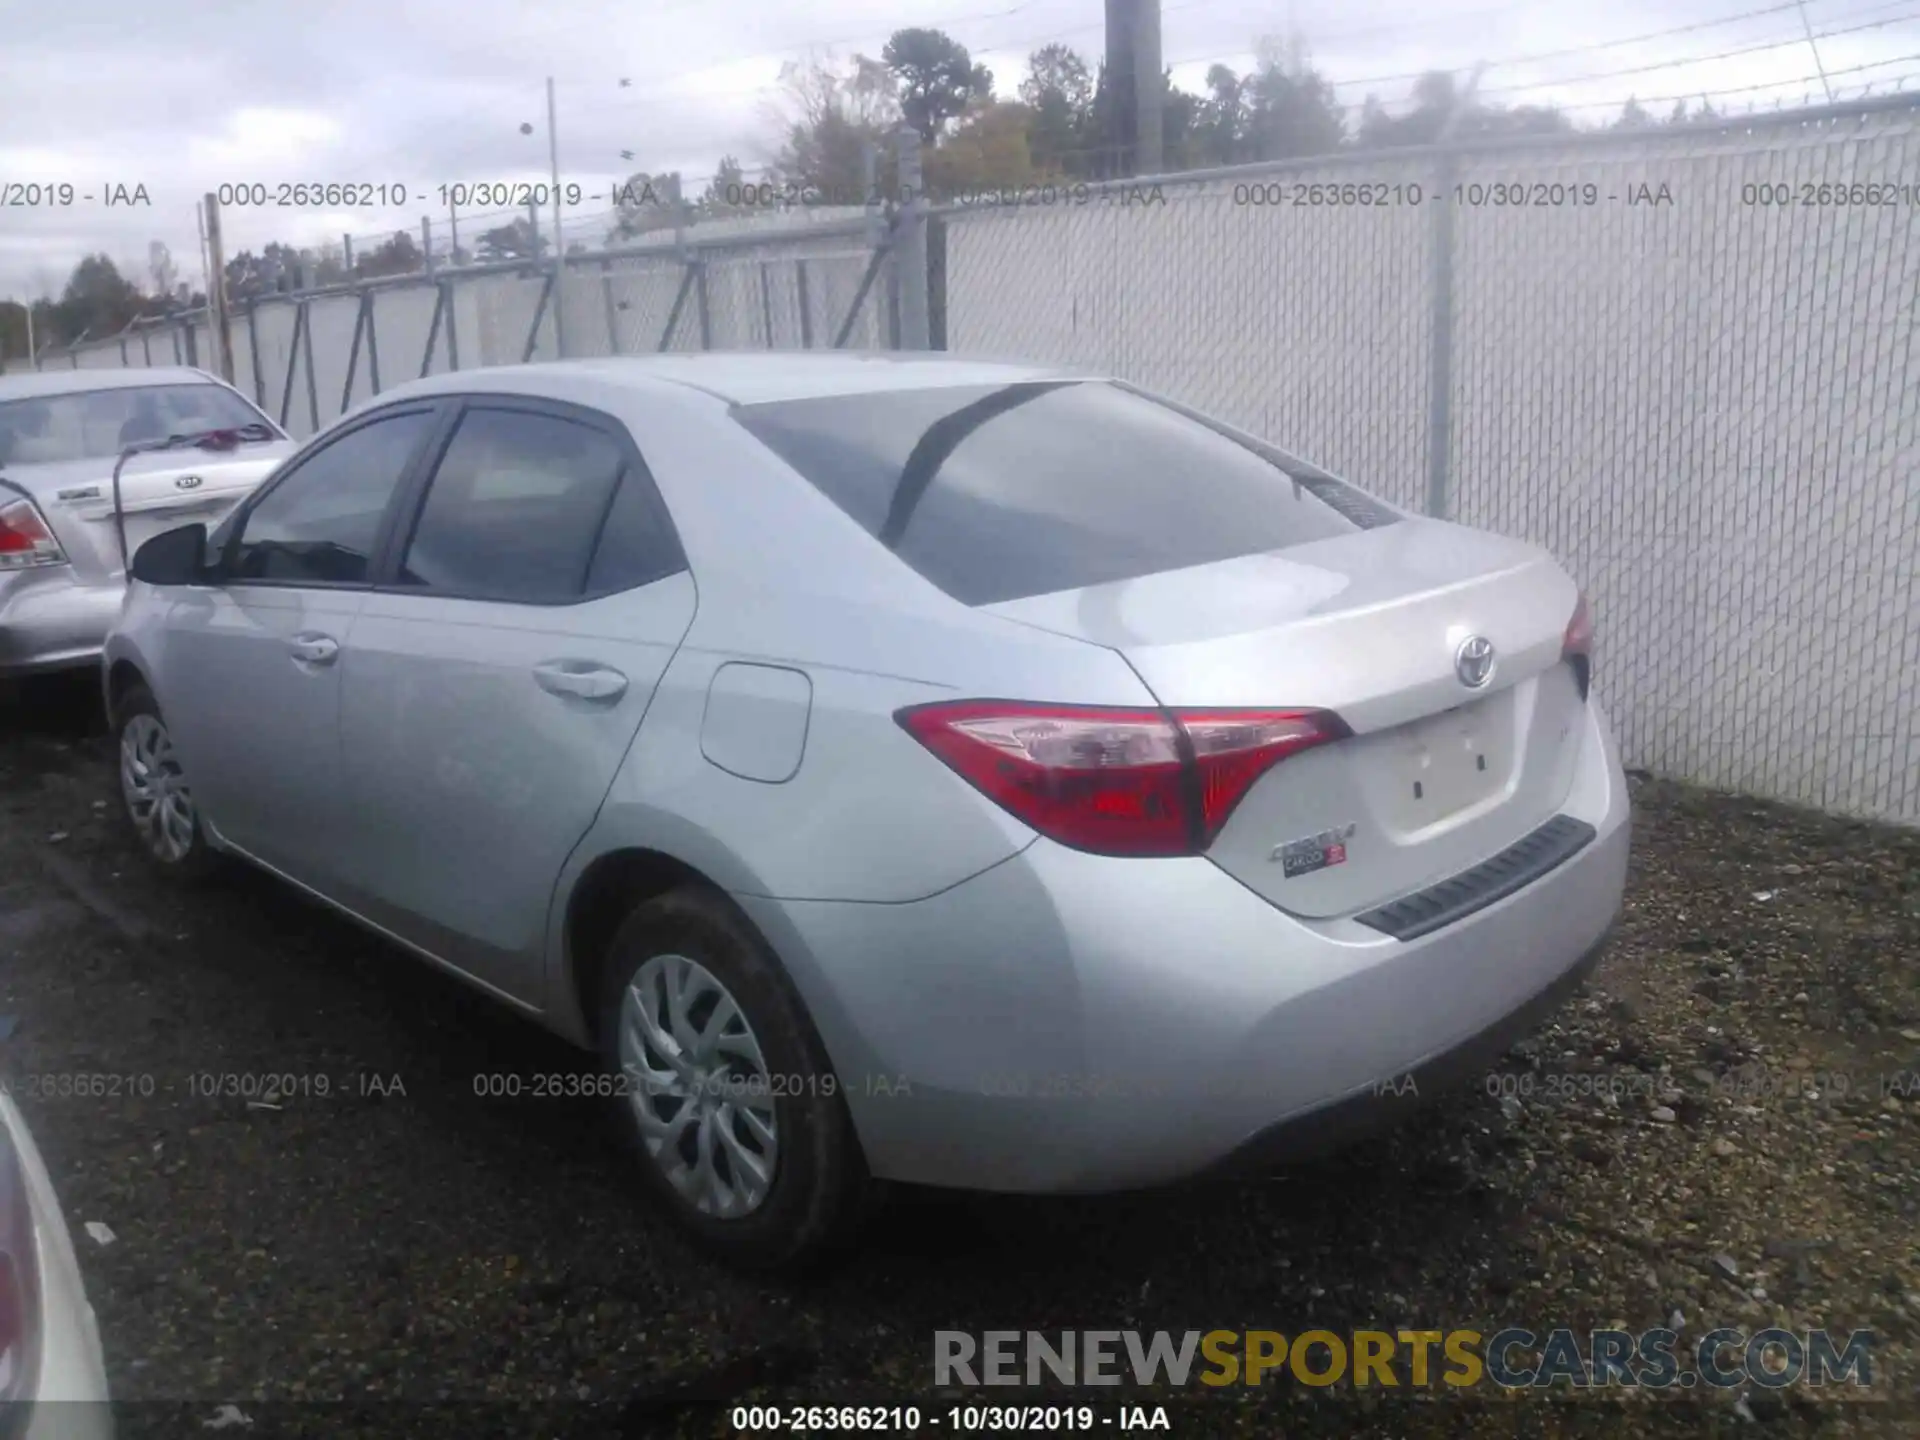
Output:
730,1404,1173,1432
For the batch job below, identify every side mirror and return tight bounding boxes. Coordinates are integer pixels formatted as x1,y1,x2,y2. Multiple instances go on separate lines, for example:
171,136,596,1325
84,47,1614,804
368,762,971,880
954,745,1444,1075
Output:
130,523,210,587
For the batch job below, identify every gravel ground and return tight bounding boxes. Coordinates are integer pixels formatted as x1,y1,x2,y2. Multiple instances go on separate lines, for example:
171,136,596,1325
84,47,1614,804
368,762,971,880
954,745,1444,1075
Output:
0,675,1916,1439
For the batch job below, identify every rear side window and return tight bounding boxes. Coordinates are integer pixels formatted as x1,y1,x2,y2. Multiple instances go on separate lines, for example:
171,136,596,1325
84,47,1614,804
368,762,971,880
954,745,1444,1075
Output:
732,380,1358,605
397,406,679,603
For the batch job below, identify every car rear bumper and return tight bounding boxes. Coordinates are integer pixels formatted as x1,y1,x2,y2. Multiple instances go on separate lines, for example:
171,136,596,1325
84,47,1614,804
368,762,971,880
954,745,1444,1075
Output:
741,698,1631,1194
0,570,121,678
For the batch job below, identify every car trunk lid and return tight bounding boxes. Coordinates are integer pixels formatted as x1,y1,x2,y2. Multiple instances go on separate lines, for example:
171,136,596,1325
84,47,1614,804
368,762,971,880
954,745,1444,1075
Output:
15,443,295,581
981,518,1590,919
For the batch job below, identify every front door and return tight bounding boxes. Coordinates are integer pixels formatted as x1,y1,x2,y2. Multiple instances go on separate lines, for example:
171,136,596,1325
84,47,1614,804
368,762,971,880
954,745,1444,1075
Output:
159,405,443,889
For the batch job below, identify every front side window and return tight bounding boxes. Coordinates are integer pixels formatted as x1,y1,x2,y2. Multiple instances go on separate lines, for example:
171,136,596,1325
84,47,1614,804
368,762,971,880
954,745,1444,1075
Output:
397,407,670,603
229,409,436,585
0,384,272,467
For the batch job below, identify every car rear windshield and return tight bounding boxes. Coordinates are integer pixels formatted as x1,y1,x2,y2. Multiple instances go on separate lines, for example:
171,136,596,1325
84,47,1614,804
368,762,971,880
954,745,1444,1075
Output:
732,380,1358,605
0,383,267,467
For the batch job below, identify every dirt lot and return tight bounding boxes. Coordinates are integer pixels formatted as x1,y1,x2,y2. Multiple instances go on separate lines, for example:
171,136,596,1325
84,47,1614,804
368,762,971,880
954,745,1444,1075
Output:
0,675,1916,1439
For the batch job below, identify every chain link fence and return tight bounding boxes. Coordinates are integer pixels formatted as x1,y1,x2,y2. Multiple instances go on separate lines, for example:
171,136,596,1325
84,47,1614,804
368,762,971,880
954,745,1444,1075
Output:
21,104,1917,825
942,97,1920,827
39,202,902,438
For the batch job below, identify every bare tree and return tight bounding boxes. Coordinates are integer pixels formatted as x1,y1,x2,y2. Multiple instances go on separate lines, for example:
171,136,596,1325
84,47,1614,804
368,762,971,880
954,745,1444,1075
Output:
147,241,178,301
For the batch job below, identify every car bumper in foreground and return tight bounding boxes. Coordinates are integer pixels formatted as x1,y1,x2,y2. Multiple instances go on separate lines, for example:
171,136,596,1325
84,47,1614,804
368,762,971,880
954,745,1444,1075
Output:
0,1093,112,1437
0,570,120,678
742,700,1630,1194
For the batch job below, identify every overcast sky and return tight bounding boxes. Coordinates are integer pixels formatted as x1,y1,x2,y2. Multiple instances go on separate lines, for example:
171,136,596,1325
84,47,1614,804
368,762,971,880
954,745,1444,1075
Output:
3,0,1916,299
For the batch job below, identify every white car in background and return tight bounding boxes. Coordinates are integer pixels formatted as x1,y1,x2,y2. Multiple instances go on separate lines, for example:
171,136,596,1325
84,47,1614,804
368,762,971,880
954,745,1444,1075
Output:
0,1092,111,1436
0,368,294,679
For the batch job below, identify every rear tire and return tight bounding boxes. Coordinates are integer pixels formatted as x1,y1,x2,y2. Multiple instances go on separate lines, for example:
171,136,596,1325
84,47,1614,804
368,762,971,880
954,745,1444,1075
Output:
597,886,872,1273
110,683,223,884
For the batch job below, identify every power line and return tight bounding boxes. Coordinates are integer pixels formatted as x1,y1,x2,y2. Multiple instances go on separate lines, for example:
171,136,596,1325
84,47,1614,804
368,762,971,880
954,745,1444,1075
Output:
1547,49,1920,110
1473,6,1920,98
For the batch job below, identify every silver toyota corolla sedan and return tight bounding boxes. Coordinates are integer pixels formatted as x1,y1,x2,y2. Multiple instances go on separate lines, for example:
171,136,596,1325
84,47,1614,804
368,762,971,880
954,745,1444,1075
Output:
102,353,1629,1270
0,367,294,678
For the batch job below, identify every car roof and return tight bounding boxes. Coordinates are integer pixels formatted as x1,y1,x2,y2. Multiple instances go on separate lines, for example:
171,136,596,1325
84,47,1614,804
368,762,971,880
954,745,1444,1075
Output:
0,366,224,401
378,351,1096,409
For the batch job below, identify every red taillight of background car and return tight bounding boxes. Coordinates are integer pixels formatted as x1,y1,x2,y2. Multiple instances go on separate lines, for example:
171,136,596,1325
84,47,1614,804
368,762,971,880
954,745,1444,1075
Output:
896,700,1350,857
1563,591,1593,700
0,497,66,571
0,1140,41,1405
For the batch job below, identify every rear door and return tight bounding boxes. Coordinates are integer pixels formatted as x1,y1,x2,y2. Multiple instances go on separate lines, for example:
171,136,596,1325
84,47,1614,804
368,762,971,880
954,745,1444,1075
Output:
336,396,696,1004
736,378,1589,919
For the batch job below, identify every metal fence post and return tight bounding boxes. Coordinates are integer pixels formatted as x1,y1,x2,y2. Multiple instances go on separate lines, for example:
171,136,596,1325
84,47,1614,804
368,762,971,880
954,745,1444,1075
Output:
658,263,695,351
893,125,931,351
795,260,813,349
602,258,619,353
365,290,381,394
1425,150,1456,521
1425,64,1483,522
278,302,307,428
421,284,446,378
694,257,711,350
341,292,369,413
759,262,775,347
247,301,266,406
522,272,556,363
302,301,320,433
445,280,461,371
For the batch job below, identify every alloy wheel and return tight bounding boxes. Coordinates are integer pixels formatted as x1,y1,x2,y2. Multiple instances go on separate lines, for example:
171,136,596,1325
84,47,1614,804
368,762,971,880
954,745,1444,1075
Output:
119,713,196,863
618,953,780,1218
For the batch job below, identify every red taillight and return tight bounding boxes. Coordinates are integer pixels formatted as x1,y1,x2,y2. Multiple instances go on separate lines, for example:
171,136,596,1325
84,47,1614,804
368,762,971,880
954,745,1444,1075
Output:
1563,592,1593,700
896,700,1350,857
0,497,66,571
0,1140,41,1404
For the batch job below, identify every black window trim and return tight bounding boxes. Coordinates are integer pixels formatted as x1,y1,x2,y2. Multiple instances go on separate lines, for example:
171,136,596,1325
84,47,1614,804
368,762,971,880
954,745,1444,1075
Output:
367,392,689,608
214,399,455,592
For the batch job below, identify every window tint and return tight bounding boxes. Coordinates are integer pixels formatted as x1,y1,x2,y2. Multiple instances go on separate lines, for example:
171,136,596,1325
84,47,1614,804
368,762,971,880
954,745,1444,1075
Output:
733,381,1359,606
0,383,270,466
585,466,684,594
230,409,435,585
397,407,631,603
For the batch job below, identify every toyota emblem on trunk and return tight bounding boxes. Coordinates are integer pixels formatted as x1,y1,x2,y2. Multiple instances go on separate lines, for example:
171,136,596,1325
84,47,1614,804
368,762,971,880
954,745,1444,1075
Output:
1455,635,1496,688
174,475,204,490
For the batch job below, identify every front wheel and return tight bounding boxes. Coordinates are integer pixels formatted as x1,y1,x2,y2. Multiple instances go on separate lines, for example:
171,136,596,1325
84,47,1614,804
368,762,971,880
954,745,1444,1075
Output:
111,683,222,883
598,887,873,1273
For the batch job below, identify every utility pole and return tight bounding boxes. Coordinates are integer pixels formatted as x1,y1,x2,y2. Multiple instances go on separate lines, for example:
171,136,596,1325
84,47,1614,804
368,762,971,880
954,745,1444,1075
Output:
894,126,930,350
448,197,461,267
1104,0,1163,176
1133,0,1163,174
203,193,234,382
546,76,567,359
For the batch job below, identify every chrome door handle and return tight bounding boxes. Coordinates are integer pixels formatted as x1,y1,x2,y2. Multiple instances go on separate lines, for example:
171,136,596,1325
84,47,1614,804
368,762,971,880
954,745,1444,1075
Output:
289,634,339,666
533,661,628,701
